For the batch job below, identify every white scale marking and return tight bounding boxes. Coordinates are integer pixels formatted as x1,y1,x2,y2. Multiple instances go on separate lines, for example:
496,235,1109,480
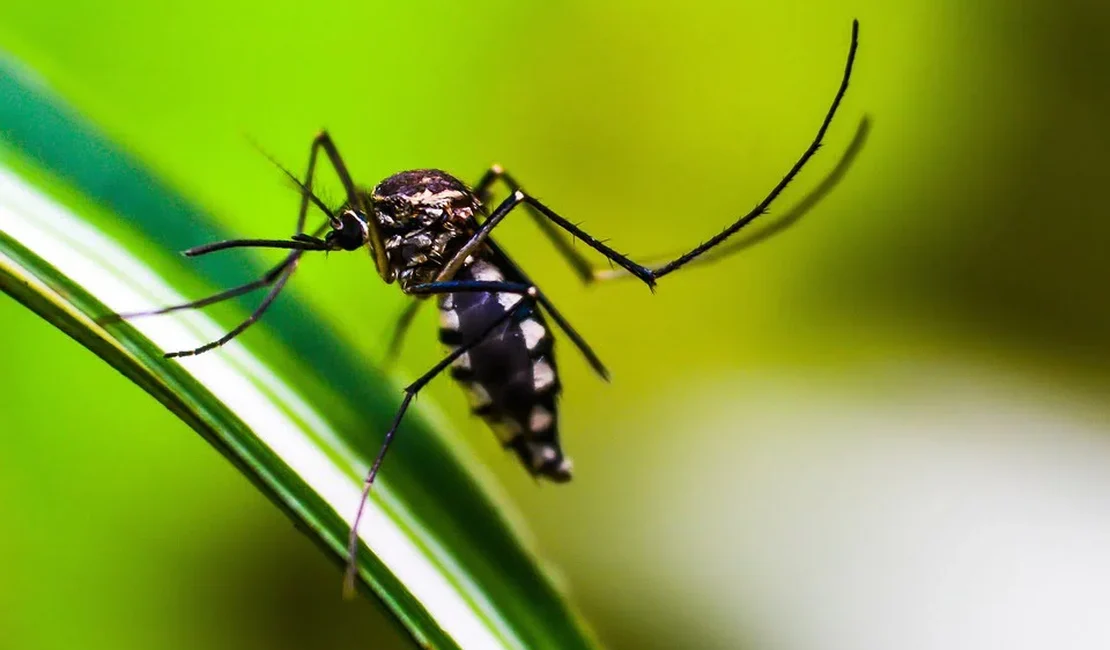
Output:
469,259,524,313
439,308,459,330
468,382,492,407
532,359,555,392
529,405,553,432
527,442,558,469
471,260,503,282
519,319,545,351
452,351,471,370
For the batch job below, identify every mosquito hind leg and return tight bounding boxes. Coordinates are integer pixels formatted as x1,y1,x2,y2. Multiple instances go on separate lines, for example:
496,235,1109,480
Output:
466,20,859,289
476,114,870,284
590,114,873,281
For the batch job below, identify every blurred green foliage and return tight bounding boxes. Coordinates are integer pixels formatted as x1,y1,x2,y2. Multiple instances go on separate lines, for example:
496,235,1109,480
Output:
2,0,1108,649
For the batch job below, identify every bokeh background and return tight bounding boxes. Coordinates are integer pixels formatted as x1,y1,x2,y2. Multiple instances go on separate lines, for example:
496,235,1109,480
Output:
2,1,1110,649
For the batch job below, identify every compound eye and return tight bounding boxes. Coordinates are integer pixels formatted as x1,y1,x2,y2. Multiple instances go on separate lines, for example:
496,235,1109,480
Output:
332,209,354,228
326,210,369,251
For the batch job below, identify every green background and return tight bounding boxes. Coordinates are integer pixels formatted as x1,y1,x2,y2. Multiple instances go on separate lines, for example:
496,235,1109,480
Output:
3,1,1109,649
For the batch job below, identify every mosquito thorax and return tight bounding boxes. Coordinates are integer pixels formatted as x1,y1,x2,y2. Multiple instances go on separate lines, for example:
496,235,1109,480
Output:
370,169,483,289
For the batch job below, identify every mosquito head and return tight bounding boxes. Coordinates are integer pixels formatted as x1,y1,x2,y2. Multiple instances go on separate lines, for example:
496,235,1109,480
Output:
324,208,371,251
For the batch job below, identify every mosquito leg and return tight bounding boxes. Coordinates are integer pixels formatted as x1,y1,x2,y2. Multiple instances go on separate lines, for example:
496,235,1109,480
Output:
111,130,354,352
591,114,872,281
163,259,300,358
100,256,297,323
435,189,655,286
472,165,598,284
463,20,859,289
343,293,527,597
297,131,393,277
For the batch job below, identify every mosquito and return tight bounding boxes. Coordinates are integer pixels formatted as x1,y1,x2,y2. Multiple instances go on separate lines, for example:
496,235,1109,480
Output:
105,20,860,595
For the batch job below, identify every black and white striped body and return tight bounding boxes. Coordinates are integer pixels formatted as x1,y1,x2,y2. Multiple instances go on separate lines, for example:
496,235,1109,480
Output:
437,255,571,481
364,169,572,481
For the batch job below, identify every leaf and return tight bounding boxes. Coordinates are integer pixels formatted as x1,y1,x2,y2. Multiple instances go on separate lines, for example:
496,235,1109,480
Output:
0,55,600,650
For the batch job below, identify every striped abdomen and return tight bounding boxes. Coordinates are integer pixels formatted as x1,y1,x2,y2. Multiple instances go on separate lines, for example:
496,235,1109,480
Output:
437,258,572,481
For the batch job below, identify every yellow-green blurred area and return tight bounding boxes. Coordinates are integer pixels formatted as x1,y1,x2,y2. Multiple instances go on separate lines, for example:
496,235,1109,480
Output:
2,0,1109,649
